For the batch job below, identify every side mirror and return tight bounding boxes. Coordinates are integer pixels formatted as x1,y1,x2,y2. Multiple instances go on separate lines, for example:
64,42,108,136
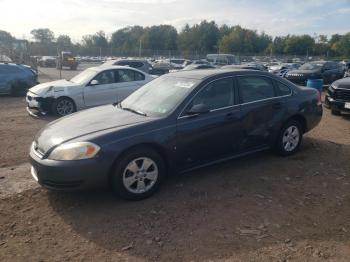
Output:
90,79,99,86
187,103,210,115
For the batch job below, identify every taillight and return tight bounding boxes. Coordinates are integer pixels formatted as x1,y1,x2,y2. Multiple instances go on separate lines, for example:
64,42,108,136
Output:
316,90,322,106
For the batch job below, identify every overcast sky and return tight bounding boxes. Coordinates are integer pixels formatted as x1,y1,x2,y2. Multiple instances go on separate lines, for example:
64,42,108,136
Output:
1,0,349,42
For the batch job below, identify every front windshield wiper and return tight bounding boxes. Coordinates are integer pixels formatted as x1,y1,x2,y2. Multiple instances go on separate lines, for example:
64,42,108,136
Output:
122,107,147,116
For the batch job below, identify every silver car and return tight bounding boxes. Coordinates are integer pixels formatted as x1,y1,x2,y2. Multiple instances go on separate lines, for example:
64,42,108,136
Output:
26,65,155,116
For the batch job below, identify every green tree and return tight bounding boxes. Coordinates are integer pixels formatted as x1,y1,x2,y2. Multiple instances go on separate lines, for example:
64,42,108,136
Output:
143,25,177,51
30,28,54,43
0,30,14,52
56,35,72,50
178,20,220,54
283,35,315,55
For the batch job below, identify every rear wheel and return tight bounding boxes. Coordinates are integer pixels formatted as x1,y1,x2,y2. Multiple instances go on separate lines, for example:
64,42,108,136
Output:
275,120,303,156
111,147,165,201
51,97,76,116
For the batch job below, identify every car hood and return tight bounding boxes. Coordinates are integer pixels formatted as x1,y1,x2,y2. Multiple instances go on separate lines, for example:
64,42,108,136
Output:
333,77,350,90
35,105,152,154
29,79,78,96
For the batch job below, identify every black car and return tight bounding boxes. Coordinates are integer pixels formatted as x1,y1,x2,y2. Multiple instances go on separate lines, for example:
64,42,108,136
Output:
222,63,267,71
30,69,322,200
285,61,344,85
325,77,350,115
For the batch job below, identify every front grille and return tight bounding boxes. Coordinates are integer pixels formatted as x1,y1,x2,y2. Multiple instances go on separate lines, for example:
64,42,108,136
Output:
333,89,350,101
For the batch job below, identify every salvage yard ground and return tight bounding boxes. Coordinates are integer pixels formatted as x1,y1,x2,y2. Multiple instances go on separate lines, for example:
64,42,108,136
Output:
0,65,350,261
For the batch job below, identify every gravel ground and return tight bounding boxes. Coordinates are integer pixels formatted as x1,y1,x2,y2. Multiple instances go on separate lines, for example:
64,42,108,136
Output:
0,68,350,261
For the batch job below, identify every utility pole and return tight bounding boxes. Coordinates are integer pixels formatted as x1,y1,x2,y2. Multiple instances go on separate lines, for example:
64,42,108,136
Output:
139,39,142,58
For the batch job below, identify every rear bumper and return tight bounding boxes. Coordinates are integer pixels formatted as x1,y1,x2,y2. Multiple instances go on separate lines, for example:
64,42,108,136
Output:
324,95,350,113
29,148,110,191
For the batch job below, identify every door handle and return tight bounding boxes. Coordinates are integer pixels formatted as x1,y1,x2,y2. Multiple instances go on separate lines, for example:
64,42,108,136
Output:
272,103,282,109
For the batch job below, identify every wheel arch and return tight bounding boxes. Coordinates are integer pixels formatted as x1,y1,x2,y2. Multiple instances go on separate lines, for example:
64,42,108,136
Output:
284,114,307,133
53,96,77,110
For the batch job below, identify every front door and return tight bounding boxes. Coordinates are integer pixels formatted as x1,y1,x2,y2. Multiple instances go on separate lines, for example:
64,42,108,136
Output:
176,77,243,170
83,69,118,107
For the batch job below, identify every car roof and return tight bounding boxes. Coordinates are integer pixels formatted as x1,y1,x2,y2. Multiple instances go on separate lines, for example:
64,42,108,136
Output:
167,68,271,80
90,65,146,72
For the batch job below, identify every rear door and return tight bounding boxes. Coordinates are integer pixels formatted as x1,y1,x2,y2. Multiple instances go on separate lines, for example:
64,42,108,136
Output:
83,69,118,107
115,69,147,101
237,75,286,151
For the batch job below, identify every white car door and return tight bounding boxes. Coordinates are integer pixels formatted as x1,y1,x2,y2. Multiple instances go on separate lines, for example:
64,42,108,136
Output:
115,69,147,101
83,69,119,107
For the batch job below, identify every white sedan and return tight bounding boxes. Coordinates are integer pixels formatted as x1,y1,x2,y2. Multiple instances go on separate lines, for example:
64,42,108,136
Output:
26,66,155,116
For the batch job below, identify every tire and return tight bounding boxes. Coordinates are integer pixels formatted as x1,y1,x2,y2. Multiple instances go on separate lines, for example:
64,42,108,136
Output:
331,109,341,116
274,120,303,156
111,147,165,201
51,97,76,116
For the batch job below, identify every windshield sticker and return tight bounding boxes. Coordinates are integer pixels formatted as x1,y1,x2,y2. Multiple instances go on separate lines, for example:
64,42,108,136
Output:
175,82,195,89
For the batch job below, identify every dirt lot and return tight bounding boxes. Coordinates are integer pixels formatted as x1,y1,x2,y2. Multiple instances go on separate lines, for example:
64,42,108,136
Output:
0,70,350,261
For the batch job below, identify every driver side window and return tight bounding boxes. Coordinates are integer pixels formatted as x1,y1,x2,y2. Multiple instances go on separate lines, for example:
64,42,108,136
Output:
92,70,115,85
191,78,234,111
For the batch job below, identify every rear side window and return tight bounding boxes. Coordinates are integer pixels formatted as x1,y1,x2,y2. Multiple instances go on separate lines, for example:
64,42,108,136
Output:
116,69,145,82
276,81,292,96
237,76,275,103
132,62,144,68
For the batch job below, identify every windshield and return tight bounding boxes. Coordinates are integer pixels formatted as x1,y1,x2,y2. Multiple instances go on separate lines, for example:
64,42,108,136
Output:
299,63,323,70
70,68,97,84
120,76,199,117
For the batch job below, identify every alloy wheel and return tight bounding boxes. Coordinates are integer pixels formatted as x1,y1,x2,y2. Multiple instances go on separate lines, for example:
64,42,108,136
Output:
282,125,300,152
122,157,159,194
56,99,74,116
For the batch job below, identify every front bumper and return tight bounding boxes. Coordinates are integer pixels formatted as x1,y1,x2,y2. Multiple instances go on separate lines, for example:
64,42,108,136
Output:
324,95,350,113
29,147,110,191
26,92,53,117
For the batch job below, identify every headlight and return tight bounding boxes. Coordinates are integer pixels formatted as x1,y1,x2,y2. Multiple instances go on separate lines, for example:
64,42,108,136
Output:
48,142,100,161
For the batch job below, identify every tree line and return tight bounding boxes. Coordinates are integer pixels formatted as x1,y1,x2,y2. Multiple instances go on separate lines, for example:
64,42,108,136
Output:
1,20,350,58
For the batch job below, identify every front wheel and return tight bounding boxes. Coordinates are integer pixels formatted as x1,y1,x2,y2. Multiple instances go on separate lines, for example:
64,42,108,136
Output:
275,120,303,156
111,148,165,200
51,97,76,116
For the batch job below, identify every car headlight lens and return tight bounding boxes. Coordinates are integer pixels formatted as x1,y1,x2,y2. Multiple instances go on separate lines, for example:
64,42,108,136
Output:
48,142,100,161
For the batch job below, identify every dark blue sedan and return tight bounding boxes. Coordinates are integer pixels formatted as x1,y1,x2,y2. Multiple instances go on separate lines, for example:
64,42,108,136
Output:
0,63,37,95
30,69,322,200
